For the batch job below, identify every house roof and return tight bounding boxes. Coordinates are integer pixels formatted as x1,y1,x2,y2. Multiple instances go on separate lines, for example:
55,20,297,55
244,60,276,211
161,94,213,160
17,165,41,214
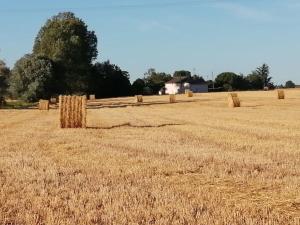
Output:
166,76,189,84
166,76,207,85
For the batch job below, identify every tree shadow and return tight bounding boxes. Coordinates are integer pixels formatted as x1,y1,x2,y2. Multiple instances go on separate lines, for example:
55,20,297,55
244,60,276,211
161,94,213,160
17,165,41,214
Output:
86,122,184,130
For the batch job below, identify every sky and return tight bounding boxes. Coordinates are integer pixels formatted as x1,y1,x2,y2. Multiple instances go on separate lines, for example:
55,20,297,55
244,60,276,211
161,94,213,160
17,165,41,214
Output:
0,0,299,84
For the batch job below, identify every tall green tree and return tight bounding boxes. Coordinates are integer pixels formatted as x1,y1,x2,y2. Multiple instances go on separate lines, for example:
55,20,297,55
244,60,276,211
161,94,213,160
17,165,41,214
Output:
9,54,54,102
0,60,10,106
33,12,98,94
215,72,250,91
285,80,296,88
255,63,272,88
89,61,131,98
246,73,264,90
132,78,145,95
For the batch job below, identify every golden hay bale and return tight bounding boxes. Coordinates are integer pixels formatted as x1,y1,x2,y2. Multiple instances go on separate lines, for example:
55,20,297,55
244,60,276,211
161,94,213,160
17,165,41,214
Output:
229,93,238,98
169,94,176,103
50,97,57,104
277,90,285,99
38,100,49,110
59,95,87,128
89,94,96,100
228,96,240,108
186,91,193,97
135,95,143,103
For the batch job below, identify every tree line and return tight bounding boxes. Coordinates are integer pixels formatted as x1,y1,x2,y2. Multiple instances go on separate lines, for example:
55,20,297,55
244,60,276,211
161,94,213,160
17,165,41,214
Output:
0,12,131,104
131,64,296,95
0,12,297,105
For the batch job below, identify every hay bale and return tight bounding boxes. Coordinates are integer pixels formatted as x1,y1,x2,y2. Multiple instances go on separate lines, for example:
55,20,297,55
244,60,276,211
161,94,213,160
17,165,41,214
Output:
169,94,176,103
50,97,57,104
277,90,285,99
59,95,87,128
135,95,143,103
89,94,96,100
39,100,49,110
228,95,240,108
186,91,193,97
229,93,238,98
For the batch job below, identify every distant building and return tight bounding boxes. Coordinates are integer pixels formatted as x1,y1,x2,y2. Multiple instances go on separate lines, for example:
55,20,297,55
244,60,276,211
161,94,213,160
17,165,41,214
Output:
165,76,208,94
158,87,166,95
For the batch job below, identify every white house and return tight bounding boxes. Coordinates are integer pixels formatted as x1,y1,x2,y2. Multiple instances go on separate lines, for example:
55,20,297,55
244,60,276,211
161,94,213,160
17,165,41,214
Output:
164,77,208,94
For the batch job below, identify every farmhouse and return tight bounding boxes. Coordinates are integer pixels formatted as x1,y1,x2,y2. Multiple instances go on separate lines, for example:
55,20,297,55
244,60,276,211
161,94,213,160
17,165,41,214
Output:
165,76,208,94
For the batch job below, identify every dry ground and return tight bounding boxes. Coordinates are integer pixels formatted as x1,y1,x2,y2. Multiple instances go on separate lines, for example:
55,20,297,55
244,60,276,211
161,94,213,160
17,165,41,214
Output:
1,90,300,225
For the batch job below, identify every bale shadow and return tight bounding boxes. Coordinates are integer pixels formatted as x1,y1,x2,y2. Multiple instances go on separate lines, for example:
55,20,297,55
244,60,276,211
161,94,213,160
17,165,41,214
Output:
87,122,184,130
241,104,265,108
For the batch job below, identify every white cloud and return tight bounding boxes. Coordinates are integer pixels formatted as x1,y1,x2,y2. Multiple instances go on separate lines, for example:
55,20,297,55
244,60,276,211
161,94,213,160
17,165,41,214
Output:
285,0,300,8
138,20,173,32
212,2,273,22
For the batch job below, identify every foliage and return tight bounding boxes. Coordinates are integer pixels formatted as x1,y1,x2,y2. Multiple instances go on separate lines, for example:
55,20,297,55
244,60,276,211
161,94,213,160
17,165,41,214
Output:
213,64,273,91
206,80,214,89
2,100,36,109
285,80,296,88
33,12,98,94
215,72,248,91
173,70,191,78
254,63,272,88
246,73,264,90
132,78,145,95
9,54,54,102
191,75,205,83
215,72,237,91
0,60,10,105
144,68,172,95
89,61,131,98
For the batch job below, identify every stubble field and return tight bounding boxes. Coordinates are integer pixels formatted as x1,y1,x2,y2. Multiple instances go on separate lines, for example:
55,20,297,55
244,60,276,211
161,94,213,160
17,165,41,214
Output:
0,90,300,225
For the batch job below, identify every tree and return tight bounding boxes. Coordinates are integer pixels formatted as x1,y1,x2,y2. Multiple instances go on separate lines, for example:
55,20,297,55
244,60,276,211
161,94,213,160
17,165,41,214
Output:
132,78,145,95
9,54,54,102
33,12,98,94
144,69,172,95
246,73,264,90
191,75,205,83
89,61,131,98
0,60,10,106
285,80,296,88
215,72,242,91
215,72,249,91
173,70,191,78
255,64,272,88
215,72,236,90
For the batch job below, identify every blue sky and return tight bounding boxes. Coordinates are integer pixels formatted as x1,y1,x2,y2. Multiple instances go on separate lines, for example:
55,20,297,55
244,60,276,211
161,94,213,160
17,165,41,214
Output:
0,0,299,84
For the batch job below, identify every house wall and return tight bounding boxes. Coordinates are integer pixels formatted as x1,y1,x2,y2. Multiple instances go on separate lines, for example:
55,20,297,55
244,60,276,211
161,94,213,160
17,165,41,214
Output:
165,83,182,94
165,83,208,94
189,84,208,93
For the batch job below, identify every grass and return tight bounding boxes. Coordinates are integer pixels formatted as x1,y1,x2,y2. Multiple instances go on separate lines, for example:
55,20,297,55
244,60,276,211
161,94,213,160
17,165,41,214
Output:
0,90,300,224
2,100,36,109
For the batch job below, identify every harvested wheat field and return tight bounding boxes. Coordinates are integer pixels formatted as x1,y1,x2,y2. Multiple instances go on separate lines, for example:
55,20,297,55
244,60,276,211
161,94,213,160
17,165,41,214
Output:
1,90,300,225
